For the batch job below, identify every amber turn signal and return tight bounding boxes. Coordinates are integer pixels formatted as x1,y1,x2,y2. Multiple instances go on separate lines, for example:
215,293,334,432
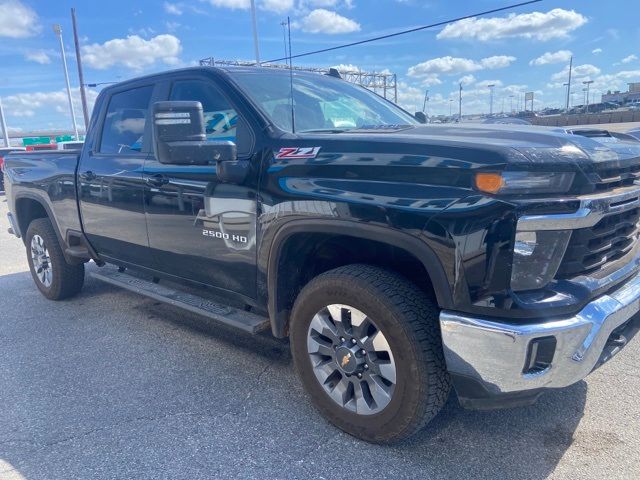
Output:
475,173,505,194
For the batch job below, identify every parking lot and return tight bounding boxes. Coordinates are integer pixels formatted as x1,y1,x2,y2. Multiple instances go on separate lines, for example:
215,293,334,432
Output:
0,195,639,480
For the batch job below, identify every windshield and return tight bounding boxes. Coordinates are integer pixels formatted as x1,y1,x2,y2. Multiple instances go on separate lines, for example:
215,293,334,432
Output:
228,70,418,133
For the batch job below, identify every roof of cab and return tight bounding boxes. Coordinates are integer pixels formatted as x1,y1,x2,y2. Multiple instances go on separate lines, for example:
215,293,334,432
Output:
100,65,324,93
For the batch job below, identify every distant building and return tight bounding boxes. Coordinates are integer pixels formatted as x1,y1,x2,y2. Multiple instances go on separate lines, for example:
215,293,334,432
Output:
602,82,640,104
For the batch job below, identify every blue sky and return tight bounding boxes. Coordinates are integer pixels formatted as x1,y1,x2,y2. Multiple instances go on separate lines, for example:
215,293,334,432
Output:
0,0,639,132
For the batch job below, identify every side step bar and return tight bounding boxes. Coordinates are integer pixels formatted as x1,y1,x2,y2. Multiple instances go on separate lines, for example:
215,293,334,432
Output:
91,268,271,334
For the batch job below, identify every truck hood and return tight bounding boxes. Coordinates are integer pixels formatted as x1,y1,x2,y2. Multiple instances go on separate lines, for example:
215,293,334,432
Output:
298,123,640,170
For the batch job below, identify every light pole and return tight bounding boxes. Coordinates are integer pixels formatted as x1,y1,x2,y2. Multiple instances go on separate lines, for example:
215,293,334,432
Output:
422,90,429,114
509,94,514,113
563,82,570,111
583,80,594,113
449,98,453,116
53,24,78,140
250,0,260,64
0,97,9,147
488,84,495,115
458,83,462,121
565,55,573,111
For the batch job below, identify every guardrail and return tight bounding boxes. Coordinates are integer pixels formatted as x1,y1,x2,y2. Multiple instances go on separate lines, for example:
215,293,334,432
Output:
531,111,640,127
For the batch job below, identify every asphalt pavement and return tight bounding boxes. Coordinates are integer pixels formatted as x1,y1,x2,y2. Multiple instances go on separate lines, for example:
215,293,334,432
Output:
1,194,639,480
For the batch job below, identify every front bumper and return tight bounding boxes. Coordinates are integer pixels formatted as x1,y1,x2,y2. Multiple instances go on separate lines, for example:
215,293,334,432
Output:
440,269,640,408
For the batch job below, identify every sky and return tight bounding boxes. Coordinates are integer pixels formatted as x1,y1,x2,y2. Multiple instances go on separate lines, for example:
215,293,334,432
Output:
0,0,639,133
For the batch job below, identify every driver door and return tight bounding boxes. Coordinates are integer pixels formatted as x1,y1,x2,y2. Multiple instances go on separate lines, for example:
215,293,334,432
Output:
143,76,259,299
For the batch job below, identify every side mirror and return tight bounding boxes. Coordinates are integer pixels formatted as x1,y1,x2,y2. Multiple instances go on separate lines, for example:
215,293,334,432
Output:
414,111,427,124
152,101,237,166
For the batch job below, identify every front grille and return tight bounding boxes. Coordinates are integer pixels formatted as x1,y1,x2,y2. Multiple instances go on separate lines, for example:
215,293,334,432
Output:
557,206,640,278
592,163,640,191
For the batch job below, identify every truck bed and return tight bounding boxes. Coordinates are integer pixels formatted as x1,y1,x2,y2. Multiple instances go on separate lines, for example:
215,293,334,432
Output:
3,150,82,243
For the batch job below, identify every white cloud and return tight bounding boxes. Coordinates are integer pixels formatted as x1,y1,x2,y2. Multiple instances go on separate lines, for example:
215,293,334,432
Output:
458,74,475,86
437,8,587,42
407,55,516,78
592,48,602,55
551,63,600,82
295,9,360,34
476,79,503,89
25,50,51,65
622,54,638,64
164,2,182,15
81,34,182,70
204,0,250,9
262,0,293,13
529,50,572,66
3,88,99,122
480,55,516,69
0,0,40,38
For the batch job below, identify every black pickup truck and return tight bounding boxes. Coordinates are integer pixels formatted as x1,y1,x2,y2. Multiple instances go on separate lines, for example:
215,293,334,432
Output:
4,66,640,443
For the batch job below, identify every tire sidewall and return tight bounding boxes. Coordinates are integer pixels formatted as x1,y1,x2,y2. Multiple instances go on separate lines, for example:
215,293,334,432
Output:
291,273,431,442
26,219,63,300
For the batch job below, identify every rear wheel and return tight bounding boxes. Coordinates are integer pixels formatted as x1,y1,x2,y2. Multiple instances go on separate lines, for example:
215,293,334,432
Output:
290,264,450,443
25,218,85,300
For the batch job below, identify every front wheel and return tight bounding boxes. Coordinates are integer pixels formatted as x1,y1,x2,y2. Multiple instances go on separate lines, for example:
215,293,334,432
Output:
25,218,85,300
290,264,450,443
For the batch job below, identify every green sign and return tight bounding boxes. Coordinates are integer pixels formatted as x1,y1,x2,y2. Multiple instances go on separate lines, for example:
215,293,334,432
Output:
22,137,51,146
55,135,74,143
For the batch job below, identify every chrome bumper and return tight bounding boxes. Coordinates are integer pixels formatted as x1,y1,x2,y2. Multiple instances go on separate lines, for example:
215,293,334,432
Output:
440,270,640,394
7,212,20,238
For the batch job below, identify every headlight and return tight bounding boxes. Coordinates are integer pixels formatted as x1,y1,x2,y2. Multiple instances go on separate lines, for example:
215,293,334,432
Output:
511,229,571,292
475,171,575,195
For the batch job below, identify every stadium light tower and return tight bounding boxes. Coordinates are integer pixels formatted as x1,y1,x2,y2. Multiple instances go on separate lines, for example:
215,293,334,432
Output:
53,24,79,140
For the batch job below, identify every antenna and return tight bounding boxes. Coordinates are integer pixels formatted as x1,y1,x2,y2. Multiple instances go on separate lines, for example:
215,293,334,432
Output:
287,16,296,134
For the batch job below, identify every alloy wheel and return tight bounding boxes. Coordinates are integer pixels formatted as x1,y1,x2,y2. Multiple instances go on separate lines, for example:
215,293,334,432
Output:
306,304,397,415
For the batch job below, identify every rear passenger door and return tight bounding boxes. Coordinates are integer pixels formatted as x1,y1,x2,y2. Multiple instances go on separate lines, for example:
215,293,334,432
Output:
143,76,259,298
78,84,158,267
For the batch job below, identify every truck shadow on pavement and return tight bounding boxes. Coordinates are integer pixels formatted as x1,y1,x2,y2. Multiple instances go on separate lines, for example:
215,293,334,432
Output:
82,272,587,479
0,269,587,480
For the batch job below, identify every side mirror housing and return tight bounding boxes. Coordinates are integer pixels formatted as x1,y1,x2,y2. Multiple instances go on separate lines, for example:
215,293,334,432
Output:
152,101,237,166
414,111,428,124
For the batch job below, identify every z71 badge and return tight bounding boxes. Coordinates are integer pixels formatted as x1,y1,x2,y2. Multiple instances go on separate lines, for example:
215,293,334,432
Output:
275,147,321,160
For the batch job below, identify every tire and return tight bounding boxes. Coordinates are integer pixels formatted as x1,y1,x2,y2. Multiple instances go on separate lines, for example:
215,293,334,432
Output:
25,218,85,300
290,264,450,444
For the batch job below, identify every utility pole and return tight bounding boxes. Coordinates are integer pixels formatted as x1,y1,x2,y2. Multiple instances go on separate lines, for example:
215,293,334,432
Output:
509,94,514,113
53,24,79,140
563,82,570,110
0,97,9,147
583,80,594,113
449,98,453,116
565,55,573,111
488,84,495,115
250,0,260,64
458,83,462,121
71,8,89,131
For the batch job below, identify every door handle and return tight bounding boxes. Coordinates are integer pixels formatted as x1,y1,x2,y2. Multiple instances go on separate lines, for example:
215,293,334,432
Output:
145,174,169,188
80,171,97,181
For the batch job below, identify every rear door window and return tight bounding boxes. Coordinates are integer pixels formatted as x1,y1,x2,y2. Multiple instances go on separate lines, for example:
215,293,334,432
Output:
100,86,153,154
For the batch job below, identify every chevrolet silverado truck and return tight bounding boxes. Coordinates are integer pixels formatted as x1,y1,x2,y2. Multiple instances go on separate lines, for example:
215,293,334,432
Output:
4,66,640,443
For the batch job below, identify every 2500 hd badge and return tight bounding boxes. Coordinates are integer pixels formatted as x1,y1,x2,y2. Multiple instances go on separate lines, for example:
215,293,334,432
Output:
202,228,248,244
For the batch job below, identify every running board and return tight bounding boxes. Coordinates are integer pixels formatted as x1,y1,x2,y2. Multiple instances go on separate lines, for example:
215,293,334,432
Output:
90,269,271,334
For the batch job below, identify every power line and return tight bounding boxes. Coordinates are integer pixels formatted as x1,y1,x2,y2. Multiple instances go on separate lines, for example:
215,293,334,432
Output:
264,0,543,63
